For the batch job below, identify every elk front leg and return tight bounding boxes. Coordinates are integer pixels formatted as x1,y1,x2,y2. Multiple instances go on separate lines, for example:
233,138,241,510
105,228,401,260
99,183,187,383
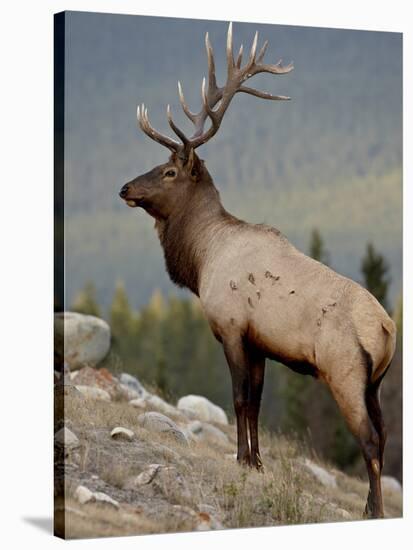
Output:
247,353,266,471
223,337,251,466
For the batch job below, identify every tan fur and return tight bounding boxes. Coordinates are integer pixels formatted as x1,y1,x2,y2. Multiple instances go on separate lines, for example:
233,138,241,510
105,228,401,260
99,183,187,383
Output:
199,224,395,386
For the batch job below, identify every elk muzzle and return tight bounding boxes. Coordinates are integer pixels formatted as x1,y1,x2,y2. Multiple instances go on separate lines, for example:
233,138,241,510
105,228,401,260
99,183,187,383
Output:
119,182,143,208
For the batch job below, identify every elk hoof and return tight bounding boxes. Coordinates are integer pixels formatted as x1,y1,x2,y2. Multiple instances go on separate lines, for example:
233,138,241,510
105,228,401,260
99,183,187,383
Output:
251,453,265,473
237,453,251,467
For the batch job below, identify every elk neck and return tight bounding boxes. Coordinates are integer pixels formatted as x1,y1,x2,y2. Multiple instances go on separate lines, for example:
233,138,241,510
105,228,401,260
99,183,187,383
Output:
155,182,241,296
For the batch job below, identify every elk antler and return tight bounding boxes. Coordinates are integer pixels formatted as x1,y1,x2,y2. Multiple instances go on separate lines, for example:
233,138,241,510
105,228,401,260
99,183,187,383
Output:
137,22,293,158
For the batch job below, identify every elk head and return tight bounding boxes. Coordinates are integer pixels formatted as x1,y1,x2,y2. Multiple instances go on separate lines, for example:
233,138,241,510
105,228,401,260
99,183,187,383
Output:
119,22,293,219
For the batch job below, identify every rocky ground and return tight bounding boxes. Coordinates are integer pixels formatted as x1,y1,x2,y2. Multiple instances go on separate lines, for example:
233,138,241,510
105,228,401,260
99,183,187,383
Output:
54,366,402,539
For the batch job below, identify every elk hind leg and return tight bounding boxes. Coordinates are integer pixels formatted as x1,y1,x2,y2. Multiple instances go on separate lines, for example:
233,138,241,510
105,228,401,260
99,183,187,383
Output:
365,380,387,471
328,368,384,519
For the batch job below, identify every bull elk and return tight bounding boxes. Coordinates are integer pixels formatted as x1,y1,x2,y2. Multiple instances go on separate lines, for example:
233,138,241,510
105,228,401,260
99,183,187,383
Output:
119,23,396,519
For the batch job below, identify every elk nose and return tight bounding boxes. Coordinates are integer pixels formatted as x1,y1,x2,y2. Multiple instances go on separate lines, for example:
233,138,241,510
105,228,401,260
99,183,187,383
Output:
119,183,129,199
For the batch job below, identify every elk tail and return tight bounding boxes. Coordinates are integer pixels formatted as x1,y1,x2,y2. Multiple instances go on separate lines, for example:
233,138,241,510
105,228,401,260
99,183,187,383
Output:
370,317,397,386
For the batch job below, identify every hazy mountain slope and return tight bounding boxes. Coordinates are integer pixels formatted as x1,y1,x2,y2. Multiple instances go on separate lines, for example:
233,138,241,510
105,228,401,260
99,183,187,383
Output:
62,12,402,308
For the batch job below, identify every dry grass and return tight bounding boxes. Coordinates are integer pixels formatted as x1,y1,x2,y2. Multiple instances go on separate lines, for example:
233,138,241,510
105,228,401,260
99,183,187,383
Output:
56,389,402,539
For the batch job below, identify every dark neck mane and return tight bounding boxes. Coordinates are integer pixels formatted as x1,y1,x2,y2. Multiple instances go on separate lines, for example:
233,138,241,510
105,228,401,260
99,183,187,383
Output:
156,184,240,295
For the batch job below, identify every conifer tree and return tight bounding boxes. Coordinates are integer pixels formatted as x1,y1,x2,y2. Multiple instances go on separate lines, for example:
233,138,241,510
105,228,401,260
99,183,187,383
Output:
71,281,101,317
309,228,330,265
361,242,390,310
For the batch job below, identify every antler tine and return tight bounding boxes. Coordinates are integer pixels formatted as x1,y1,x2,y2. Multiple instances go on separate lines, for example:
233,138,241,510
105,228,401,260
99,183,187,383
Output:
247,31,258,66
236,44,244,69
137,103,181,152
259,60,294,74
201,78,219,123
205,33,218,94
177,81,197,123
166,104,189,145
226,22,234,76
256,40,268,64
238,86,290,101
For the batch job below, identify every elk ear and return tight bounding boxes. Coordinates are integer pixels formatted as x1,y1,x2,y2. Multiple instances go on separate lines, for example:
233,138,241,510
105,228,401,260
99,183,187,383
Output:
186,148,202,182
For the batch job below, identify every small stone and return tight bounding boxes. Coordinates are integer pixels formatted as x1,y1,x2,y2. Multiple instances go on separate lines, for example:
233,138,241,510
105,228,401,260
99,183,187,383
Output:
134,464,162,485
54,427,79,448
303,458,337,488
110,427,134,441
188,421,229,446
119,372,147,397
138,412,188,445
74,485,94,504
248,273,255,285
74,485,119,509
336,508,351,520
93,491,119,509
230,280,238,290
75,385,111,402
381,476,402,494
129,398,147,409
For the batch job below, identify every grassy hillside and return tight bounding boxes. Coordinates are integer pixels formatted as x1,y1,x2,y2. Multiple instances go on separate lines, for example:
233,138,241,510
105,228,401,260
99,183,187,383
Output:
55,378,402,538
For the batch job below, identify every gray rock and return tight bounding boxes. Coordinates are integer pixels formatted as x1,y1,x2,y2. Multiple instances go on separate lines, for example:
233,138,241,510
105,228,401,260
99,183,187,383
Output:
335,508,352,520
54,312,111,370
303,458,337,488
197,504,224,530
119,372,147,397
381,475,402,494
75,385,111,402
110,427,135,441
138,412,188,445
153,466,191,501
131,393,178,416
118,384,140,401
54,427,79,448
129,464,162,486
74,485,119,508
177,395,228,425
188,420,229,446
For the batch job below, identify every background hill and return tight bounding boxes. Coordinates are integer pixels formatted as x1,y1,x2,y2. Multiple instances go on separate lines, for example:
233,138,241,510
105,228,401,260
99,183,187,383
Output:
63,12,402,309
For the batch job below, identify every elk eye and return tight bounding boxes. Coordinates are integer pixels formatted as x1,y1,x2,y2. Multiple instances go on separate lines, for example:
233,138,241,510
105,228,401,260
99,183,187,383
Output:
164,169,177,178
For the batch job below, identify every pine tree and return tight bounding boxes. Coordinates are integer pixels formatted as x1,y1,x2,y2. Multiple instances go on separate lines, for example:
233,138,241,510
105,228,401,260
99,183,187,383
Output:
308,228,330,265
109,280,135,338
71,281,101,317
361,242,390,310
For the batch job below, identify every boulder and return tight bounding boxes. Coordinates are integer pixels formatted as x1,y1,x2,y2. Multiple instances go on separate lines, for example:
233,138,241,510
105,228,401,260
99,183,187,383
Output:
119,373,147,397
54,312,110,370
303,458,337,488
137,411,188,445
187,420,229,446
381,476,402,495
54,427,79,448
177,395,228,425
